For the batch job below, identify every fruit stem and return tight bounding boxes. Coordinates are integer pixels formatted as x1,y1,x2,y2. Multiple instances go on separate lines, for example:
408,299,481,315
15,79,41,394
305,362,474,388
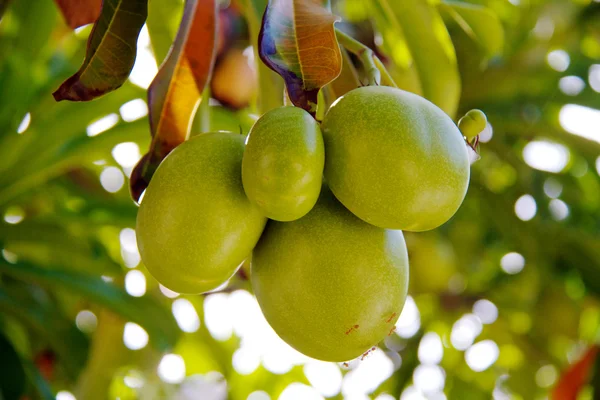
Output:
373,56,398,88
335,29,381,86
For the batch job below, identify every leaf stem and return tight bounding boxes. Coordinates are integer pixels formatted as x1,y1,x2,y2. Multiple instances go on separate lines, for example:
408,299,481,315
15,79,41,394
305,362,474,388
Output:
334,29,381,86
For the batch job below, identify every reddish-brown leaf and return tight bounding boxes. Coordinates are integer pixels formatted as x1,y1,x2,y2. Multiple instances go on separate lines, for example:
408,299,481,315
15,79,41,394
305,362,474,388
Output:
130,0,218,202
552,345,598,400
258,0,342,115
53,0,147,102
54,0,102,29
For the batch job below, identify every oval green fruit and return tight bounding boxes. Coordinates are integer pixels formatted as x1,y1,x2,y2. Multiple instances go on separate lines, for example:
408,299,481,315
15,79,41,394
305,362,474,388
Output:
136,132,267,294
321,86,470,231
251,187,409,362
242,106,324,221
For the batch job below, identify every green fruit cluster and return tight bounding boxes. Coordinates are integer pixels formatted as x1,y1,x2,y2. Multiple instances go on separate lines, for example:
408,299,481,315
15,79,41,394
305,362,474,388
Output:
136,86,470,362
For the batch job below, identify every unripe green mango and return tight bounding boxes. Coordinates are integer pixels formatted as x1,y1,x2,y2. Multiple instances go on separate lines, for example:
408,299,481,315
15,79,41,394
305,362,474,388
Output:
242,106,324,221
322,86,470,232
136,132,267,294
251,187,409,362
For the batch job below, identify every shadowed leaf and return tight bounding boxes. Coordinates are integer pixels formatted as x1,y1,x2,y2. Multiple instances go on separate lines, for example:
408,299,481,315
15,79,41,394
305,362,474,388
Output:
440,1,504,57
0,286,89,380
130,0,218,202
0,261,180,351
0,333,26,400
258,0,342,114
52,0,148,101
323,47,360,107
54,0,102,29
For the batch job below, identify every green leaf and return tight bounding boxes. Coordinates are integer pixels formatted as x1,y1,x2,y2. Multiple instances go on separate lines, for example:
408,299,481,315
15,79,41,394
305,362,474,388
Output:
0,261,180,351
22,359,55,400
54,0,102,29
374,0,461,118
146,0,183,62
258,0,342,115
130,0,218,202
440,1,504,57
0,333,26,400
0,285,89,380
52,0,148,101
240,0,284,114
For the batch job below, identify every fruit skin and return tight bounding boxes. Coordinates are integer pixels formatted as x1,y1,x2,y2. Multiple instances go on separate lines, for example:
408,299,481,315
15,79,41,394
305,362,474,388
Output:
242,106,324,221
251,187,409,362
136,132,267,294
458,109,487,140
321,86,470,231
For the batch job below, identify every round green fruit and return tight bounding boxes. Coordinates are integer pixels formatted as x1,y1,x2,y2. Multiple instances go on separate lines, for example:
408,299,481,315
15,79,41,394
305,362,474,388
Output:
251,187,409,362
321,86,470,231
242,106,324,221
136,132,267,294
458,109,487,140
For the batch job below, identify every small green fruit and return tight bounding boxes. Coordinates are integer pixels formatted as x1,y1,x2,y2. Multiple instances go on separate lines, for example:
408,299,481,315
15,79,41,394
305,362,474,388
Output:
252,187,409,362
242,106,324,221
136,132,267,294
458,109,488,140
321,86,470,231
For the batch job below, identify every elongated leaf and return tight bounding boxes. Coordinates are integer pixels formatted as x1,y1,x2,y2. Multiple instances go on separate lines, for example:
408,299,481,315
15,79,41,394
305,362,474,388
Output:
130,0,218,202
0,286,89,380
440,1,504,57
22,359,55,400
146,0,183,62
259,0,342,114
53,0,148,101
54,0,102,29
240,0,284,114
323,47,360,107
375,0,461,118
0,261,180,351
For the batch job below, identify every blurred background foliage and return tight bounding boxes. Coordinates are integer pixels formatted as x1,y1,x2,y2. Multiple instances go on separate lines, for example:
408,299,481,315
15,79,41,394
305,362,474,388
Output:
0,0,600,399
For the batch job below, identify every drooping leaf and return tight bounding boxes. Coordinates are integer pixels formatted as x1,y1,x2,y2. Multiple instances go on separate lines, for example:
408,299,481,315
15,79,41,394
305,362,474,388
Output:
322,47,360,108
130,0,218,202
439,1,504,57
0,261,180,351
52,0,148,101
258,0,342,114
0,333,26,400
374,0,461,118
54,0,102,29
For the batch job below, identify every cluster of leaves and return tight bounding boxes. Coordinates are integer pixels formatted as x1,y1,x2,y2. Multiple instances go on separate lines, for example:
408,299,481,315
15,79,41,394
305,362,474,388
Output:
0,0,599,399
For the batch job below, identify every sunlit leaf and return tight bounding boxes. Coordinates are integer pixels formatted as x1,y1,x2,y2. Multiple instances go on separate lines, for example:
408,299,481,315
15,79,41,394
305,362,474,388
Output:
54,0,102,29
0,261,180,351
146,0,183,62
259,0,342,114
440,1,504,57
130,0,218,202
374,0,460,118
52,0,148,101
322,47,360,109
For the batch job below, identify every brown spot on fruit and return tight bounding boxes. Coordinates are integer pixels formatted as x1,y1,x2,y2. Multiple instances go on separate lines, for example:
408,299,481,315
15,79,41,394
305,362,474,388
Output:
386,312,397,323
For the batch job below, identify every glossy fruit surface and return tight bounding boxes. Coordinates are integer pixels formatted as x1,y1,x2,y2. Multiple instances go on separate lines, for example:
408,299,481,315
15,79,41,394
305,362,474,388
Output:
242,106,324,221
321,86,470,231
251,187,409,362
136,132,267,294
